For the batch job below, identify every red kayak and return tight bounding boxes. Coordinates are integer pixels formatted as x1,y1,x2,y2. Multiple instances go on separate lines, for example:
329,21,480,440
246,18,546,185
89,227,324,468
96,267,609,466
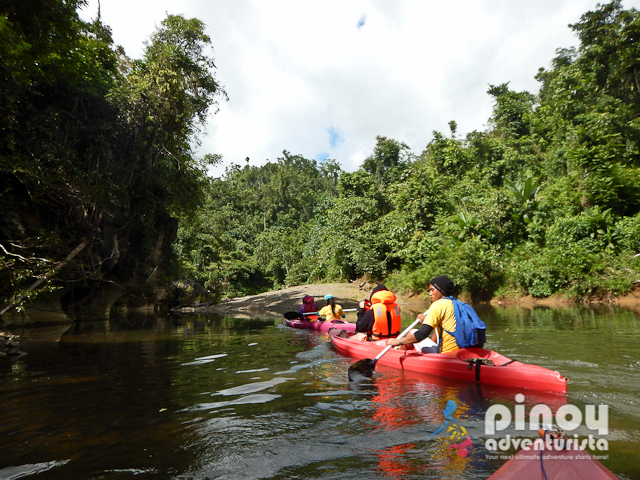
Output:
487,443,618,479
285,318,357,333
329,329,568,394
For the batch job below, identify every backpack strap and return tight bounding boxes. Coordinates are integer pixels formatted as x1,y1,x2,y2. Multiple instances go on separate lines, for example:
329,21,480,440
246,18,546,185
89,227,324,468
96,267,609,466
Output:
441,296,460,348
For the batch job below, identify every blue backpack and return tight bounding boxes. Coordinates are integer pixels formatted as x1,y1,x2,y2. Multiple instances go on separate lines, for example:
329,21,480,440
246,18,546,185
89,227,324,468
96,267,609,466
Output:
442,297,487,348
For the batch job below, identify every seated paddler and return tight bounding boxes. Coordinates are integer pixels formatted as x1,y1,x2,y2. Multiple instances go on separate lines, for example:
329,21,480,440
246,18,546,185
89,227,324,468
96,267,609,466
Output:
317,294,346,321
387,275,458,353
298,295,318,319
352,286,401,341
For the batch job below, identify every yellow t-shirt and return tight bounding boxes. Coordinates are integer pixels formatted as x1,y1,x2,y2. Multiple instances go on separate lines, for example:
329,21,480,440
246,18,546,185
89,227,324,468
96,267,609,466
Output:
423,298,458,353
318,304,345,321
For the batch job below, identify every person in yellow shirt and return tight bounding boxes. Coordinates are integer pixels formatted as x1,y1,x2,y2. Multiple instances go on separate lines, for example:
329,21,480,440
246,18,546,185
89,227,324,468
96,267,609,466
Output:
318,294,346,321
387,275,458,353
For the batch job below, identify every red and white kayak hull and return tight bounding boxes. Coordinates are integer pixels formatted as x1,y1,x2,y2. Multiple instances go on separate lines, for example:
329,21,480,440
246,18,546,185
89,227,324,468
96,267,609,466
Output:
329,329,568,394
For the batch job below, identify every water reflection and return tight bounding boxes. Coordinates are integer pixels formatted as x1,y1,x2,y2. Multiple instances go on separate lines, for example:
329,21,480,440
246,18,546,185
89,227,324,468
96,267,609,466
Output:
181,353,228,366
215,377,295,396
0,306,638,479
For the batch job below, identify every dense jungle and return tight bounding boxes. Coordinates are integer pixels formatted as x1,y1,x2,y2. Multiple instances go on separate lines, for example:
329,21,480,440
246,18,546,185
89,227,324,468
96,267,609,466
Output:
2,0,640,323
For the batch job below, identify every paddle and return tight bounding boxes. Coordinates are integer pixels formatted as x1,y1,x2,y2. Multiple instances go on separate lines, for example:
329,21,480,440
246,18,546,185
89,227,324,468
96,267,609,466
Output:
348,317,423,381
283,309,357,320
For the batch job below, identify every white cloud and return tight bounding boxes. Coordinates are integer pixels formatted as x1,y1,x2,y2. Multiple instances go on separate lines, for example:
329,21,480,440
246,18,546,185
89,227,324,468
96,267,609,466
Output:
79,0,640,177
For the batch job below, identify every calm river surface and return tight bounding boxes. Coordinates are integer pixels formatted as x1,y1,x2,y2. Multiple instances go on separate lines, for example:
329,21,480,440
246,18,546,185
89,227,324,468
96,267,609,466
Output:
1,304,639,479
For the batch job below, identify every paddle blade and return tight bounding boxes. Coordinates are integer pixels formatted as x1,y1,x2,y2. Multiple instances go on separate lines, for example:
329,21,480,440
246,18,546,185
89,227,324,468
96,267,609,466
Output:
348,358,378,381
283,311,301,320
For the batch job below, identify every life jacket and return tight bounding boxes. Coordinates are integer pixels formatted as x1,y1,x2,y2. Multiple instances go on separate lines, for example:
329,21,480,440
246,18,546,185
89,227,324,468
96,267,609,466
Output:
301,295,317,313
371,290,401,338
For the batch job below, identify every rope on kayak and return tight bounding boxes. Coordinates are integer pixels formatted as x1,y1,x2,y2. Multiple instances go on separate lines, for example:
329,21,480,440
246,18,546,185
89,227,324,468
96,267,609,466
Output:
539,443,547,480
540,429,551,480
499,359,518,367
539,426,566,480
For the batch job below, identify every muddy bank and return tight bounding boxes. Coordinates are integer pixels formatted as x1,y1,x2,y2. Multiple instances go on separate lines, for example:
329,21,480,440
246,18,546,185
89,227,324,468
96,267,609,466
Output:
490,284,640,310
172,282,432,319
174,282,640,318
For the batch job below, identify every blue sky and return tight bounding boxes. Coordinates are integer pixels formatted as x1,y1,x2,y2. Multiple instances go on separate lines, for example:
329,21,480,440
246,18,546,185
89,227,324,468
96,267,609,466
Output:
79,0,640,178
316,127,344,161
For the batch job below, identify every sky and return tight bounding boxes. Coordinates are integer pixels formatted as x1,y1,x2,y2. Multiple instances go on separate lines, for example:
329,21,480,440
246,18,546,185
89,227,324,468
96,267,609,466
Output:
79,0,640,178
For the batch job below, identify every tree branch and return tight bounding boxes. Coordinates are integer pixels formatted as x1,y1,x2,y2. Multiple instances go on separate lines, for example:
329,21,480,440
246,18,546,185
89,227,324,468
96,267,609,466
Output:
0,241,87,317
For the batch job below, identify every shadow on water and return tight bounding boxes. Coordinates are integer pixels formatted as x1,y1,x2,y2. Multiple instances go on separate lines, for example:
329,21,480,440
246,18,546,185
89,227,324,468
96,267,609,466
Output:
0,306,639,479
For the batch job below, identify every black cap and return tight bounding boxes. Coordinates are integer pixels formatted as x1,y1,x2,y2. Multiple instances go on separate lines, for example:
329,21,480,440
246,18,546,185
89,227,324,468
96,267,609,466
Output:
430,275,454,296
370,284,388,299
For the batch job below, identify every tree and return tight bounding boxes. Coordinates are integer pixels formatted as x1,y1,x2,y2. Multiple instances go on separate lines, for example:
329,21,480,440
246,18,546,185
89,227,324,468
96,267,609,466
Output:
1,0,122,315
107,14,228,217
175,154,342,296
361,136,410,183
533,1,640,214
1,6,227,318
487,83,536,139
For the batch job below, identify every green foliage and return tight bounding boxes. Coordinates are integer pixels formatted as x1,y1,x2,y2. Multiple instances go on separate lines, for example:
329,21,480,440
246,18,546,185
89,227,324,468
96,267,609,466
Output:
388,237,501,297
546,206,617,253
487,83,536,138
505,175,541,204
107,14,227,218
174,1,640,302
614,213,640,254
1,3,226,316
508,243,595,297
533,0,640,215
4,0,640,314
174,154,342,296
180,1,640,303
338,171,377,198
422,130,472,177
390,156,455,233
361,136,410,183
311,196,380,280
506,242,636,299
450,210,482,242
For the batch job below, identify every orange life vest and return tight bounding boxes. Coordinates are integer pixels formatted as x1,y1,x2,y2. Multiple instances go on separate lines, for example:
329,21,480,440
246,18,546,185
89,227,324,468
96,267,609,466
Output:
371,290,401,338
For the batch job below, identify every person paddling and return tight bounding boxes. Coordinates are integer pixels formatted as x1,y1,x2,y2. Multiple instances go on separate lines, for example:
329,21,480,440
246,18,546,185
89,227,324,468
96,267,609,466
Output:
355,284,387,331
387,275,459,353
298,295,318,319
318,294,346,321
353,284,401,341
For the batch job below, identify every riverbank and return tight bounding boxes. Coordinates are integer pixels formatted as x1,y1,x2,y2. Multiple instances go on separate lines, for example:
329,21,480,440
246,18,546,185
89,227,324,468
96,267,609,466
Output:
490,283,640,309
173,281,432,318
173,281,640,318
5,281,638,326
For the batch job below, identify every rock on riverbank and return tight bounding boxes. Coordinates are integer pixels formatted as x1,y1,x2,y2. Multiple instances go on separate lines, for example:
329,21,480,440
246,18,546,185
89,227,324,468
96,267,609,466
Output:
0,332,23,357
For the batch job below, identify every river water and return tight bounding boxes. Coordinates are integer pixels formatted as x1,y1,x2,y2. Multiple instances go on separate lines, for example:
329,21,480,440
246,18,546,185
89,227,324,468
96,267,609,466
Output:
1,304,639,479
